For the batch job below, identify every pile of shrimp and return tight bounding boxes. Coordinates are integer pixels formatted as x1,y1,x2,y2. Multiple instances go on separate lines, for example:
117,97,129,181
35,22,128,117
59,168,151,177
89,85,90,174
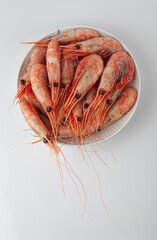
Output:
16,28,137,154
15,28,137,227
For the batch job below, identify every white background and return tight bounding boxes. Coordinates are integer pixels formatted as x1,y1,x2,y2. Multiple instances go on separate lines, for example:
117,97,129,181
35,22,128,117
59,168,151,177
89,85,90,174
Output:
0,0,157,239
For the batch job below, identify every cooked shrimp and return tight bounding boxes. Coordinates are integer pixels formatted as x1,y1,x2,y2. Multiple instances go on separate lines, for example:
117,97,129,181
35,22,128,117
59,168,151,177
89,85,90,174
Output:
63,54,104,120
31,46,47,65
57,125,74,139
102,87,137,127
39,113,52,132
61,37,123,59
70,99,83,142
19,99,58,152
23,28,100,46
25,88,45,114
99,87,124,124
83,84,97,111
84,87,124,135
84,51,135,126
46,40,60,105
30,64,56,133
15,46,47,103
59,52,76,105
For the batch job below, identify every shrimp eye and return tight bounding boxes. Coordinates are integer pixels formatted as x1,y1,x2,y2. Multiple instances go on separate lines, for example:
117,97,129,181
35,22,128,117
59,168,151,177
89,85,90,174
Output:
60,49,63,53
53,82,58,87
62,118,66,125
20,79,25,85
43,138,48,143
106,99,112,105
38,111,42,114
98,129,101,132
99,89,105,95
75,94,80,99
47,136,51,140
84,103,89,108
61,83,66,89
77,117,82,122
49,83,52,88
47,106,52,112
76,44,80,49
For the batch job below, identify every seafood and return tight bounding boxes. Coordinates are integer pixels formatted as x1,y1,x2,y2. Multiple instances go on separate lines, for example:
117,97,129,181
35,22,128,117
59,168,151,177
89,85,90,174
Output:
83,51,135,127
16,46,48,103
24,28,100,46
19,99,52,144
63,54,104,119
31,46,47,65
84,87,124,135
53,28,100,44
70,99,83,140
30,64,56,131
59,52,76,105
25,88,45,114
61,37,123,59
83,84,97,111
57,125,74,139
46,40,60,105
103,87,137,127
39,113,52,132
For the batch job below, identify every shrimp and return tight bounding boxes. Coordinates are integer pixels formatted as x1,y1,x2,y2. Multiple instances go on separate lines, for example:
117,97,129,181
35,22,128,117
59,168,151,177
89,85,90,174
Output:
23,28,100,46
84,51,135,127
46,40,61,105
83,84,97,111
59,52,76,105
31,46,47,65
102,87,137,127
25,88,45,114
84,87,124,135
70,99,83,142
39,113,52,132
57,125,74,139
63,54,104,121
15,46,47,103
19,99,58,153
61,37,123,59
30,64,56,134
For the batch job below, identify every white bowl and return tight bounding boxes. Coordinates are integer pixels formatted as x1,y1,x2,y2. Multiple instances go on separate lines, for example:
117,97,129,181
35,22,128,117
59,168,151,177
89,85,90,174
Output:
18,26,141,145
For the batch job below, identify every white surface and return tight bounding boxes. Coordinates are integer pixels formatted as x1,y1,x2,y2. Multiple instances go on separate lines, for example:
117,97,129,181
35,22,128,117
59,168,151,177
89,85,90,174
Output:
18,26,141,144
0,0,157,240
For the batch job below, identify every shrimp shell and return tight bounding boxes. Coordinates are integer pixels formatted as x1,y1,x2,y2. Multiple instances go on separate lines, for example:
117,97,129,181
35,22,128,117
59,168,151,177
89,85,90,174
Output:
19,99,50,140
25,88,45,114
46,40,61,104
53,28,100,44
83,84,97,111
24,28,100,46
31,46,47,65
30,64,56,132
30,64,53,111
84,51,135,126
63,54,104,119
61,37,123,59
103,87,137,127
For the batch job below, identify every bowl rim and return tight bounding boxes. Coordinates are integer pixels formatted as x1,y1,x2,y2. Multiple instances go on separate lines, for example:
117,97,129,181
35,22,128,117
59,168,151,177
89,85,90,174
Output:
18,25,141,146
